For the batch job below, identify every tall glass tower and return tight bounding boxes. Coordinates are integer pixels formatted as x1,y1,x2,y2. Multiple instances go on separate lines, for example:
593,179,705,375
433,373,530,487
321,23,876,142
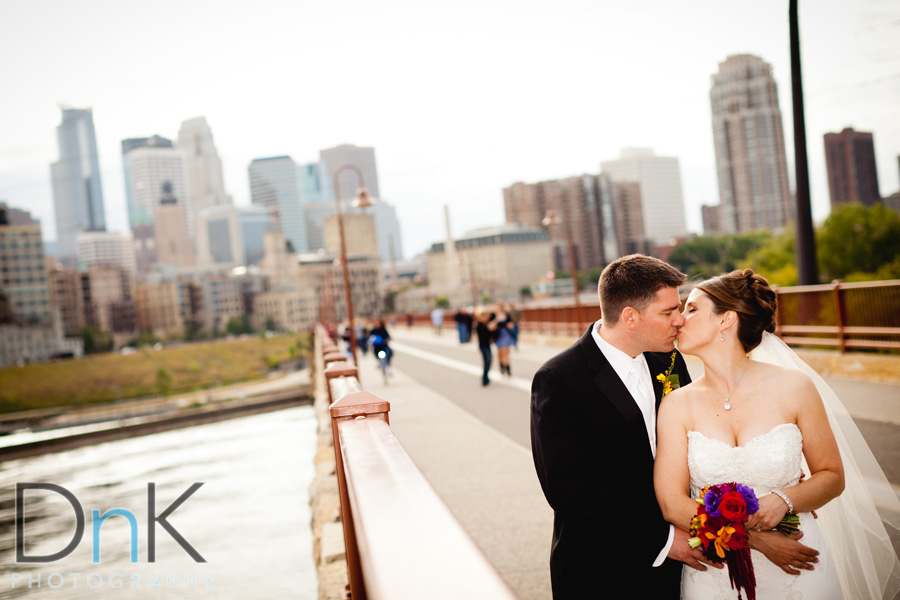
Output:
249,156,307,254
51,107,107,265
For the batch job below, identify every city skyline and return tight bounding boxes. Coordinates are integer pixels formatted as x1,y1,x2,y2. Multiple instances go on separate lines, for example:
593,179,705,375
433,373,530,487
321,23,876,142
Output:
1,0,898,260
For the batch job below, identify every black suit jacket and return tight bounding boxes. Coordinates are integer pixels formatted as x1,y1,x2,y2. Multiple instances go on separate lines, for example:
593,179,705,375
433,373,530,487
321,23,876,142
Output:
530,325,692,599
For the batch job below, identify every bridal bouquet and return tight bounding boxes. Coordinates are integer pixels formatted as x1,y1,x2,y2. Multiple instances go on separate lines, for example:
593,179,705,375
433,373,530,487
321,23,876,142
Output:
687,482,759,600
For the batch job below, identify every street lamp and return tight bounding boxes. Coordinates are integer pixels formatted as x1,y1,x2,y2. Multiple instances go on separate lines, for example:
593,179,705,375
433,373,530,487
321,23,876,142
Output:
332,163,374,367
542,209,583,327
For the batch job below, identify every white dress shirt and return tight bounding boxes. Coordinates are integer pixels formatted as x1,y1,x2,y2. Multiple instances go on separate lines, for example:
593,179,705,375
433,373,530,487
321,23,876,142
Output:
591,320,674,567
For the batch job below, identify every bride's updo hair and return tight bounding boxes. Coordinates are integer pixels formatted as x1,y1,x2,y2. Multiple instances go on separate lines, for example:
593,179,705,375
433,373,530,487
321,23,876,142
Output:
697,269,777,352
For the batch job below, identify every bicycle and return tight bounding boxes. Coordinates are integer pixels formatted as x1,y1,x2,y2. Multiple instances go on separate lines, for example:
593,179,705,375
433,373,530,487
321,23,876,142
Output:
376,347,390,384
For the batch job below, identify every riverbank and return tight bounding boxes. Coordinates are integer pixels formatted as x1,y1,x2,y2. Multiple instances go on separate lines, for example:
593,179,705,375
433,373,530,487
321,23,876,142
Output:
0,369,312,460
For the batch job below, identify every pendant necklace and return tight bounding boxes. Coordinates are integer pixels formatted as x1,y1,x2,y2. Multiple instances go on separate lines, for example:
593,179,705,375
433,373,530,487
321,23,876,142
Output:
708,356,751,411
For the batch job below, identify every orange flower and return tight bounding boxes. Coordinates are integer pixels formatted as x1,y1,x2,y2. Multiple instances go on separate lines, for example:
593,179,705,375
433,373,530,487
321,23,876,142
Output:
705,525,736,559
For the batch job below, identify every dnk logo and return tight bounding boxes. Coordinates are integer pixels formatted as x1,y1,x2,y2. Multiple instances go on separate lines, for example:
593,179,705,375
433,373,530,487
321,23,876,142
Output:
15,482,206,564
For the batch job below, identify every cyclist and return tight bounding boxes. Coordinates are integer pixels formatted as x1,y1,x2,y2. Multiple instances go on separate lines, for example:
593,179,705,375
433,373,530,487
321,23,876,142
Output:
368,318,393,375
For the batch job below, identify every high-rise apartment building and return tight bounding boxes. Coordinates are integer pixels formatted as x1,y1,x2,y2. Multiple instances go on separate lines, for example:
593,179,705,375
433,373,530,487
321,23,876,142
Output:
710,54,792,233
600,148,688,246
504,175,614,272
824,127,880,207
51,107,107,265
178,117,230,221
701,204,722,235
0,204,52,326
1,204,81,365
249,156,307,254
613,182,651,256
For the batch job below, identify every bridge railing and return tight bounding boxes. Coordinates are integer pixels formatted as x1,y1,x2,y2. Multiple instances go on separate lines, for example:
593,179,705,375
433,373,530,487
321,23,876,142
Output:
315,325,516,600
511,279,900,352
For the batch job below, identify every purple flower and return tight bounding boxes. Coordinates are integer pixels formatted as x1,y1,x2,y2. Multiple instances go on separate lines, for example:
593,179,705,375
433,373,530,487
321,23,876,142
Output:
704,489,722,517
736,483,760,514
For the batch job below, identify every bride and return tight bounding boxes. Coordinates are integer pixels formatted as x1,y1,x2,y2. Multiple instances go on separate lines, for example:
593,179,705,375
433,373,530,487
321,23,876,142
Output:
654,269,900,599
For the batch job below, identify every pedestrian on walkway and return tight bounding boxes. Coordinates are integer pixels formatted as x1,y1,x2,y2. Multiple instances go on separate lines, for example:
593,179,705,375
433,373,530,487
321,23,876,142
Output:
475,307,497,386
454,307,473,344
431,306,445,335
507,302,523,350
494,303,515,377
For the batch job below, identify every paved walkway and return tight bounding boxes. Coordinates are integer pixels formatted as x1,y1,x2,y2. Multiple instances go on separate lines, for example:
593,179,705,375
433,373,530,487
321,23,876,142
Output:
353,326,900,600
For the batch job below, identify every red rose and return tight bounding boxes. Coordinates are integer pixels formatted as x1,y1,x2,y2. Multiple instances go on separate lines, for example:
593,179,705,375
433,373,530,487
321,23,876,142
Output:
718,491,749,522
728,524,750,550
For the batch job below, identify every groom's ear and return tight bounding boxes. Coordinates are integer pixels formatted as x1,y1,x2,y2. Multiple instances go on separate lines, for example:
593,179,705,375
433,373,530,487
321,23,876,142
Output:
621,306,637,329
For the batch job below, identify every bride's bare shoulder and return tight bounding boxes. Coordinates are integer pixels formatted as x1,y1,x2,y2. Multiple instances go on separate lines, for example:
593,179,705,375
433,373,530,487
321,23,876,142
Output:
753,361,819,398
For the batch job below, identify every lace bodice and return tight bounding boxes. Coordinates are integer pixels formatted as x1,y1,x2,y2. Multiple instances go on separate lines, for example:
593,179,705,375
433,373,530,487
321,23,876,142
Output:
687,422,803,498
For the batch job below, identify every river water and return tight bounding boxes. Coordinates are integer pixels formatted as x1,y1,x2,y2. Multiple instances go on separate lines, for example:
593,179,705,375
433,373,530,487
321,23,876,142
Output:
0,406,318,599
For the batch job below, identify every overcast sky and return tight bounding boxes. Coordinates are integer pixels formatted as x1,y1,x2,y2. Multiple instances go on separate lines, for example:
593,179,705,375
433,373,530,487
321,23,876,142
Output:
1,0,898,259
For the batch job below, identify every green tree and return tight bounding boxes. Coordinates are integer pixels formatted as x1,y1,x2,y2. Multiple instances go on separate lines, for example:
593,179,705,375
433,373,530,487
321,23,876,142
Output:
81,327,113,354
740,229,798,287
669,232,773,278
817,204,900,280
434,296,450,309
226,314,254,336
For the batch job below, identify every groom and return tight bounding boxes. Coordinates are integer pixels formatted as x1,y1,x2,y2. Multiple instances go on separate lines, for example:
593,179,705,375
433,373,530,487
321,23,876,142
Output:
531,254,707,598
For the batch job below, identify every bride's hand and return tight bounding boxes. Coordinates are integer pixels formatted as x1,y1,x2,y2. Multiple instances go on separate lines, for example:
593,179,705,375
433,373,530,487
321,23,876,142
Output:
746,493,790,531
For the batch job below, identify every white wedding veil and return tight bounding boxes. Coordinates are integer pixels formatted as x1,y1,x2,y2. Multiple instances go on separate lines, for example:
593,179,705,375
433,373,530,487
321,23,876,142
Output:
751,331,900,600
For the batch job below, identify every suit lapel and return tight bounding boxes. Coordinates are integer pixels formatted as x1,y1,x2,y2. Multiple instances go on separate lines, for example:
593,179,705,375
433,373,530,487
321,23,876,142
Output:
646,352,667,411
579,327,654,463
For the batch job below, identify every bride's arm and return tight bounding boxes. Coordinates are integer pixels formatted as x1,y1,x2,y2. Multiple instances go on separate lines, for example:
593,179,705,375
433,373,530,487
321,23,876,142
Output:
747,371,845,531
654,390,699,531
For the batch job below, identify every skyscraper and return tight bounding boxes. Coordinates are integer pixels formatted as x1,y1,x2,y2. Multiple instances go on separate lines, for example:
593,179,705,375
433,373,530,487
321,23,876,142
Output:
126,145,193,272
504,175,614,272
319,144,381,203
51,107,107,266
249,156,307,254
178,117,230,224
710,54,792,232
318,144,403,263
824,127,880,207
600,148,688,246
121,135,173,228
298,161,332,253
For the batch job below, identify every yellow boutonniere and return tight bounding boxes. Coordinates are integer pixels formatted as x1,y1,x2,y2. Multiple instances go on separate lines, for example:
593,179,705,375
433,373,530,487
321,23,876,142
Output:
656,351,681,397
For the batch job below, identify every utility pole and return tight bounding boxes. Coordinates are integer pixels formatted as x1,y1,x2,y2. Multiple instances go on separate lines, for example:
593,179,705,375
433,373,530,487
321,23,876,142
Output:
790,0,819,285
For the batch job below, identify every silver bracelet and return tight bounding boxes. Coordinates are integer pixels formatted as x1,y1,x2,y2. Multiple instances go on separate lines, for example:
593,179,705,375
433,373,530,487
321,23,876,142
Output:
771,489,794,514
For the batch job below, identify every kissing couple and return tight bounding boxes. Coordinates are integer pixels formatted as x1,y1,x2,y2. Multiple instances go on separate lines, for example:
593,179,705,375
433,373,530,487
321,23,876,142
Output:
530,254,900,599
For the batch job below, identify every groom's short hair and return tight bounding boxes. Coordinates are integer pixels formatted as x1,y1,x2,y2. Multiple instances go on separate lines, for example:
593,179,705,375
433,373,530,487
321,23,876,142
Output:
599,254,686,326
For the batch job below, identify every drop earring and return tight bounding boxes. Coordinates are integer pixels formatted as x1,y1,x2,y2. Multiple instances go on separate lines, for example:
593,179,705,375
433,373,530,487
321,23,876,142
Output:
719,331,725,341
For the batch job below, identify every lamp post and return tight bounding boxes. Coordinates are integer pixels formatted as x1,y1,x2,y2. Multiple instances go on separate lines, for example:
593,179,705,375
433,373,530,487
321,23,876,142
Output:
543,209,583,328
332,163,374,367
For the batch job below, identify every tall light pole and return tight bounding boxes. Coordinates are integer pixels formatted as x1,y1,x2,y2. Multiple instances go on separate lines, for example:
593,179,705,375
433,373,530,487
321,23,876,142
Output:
332,163,374,367
790,0,818,285
543,209,583,326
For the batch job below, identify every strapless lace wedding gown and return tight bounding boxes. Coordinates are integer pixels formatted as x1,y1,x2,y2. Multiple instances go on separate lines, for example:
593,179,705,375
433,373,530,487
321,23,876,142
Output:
682,423,841,599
